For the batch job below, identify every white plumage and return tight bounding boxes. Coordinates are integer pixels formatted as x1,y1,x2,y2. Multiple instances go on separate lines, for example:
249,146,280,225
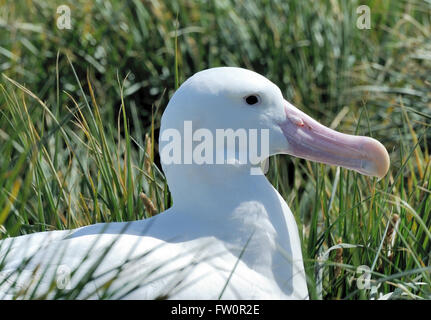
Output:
0,67,389,299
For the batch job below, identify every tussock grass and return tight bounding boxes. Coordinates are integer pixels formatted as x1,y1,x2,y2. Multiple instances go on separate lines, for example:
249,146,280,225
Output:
0,0,430,299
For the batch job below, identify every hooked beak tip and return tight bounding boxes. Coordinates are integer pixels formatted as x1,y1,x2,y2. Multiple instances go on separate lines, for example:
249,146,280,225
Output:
363,138,390,179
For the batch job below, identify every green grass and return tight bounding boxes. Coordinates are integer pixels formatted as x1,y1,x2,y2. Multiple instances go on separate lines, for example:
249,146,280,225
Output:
0,0,430,299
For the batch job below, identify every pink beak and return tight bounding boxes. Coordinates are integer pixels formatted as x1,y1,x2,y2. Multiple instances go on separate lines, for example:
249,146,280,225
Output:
279,101,390,179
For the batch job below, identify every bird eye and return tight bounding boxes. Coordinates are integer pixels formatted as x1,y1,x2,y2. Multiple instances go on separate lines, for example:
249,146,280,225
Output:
244,95,260,105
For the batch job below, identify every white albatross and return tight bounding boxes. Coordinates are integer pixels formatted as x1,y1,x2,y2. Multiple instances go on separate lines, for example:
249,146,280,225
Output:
0,67,390,300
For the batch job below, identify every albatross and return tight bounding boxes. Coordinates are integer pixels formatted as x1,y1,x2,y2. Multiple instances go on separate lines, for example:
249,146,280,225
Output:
0,67,389,299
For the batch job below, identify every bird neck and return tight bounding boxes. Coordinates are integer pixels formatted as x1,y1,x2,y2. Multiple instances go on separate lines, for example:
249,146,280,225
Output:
164,162,270,215
163,161,305,292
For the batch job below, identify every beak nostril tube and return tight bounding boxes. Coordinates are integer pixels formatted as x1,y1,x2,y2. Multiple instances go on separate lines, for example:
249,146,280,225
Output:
288,115,304,127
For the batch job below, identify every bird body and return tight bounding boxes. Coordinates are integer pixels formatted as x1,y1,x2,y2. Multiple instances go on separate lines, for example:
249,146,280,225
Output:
0,172,307,299
0,67,389,299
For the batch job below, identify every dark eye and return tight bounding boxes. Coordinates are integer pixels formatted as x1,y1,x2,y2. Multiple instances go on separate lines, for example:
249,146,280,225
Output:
244,95,260,105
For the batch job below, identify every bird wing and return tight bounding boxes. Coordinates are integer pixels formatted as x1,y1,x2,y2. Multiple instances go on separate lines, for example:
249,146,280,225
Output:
0,223,279,299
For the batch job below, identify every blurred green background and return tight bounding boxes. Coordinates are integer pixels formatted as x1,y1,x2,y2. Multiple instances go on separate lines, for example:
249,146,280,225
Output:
2,0,429,140
0,0,430,299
